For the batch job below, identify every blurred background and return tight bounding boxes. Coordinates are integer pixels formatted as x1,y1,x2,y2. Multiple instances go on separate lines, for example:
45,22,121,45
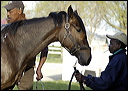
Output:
1,1,127,82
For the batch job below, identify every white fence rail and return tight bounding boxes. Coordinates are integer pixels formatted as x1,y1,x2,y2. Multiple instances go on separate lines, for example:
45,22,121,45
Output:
48,46,61,54
48,42,61,55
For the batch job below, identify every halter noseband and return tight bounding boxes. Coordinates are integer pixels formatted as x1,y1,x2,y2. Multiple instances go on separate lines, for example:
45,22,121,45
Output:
61,14,88,55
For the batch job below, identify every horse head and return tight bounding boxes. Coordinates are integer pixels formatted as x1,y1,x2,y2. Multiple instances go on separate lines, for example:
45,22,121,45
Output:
58,5,92,66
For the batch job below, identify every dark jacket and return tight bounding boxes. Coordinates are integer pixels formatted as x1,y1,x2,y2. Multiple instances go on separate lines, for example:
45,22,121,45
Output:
83,49,127,90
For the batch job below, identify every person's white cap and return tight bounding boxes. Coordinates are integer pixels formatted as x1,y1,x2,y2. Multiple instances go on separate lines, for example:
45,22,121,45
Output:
106,32,127,46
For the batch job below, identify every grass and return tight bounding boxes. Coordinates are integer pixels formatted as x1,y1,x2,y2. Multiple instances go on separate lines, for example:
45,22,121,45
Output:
13,80,92,90
46,54,62,63
36,53,62,63
36,45,63,63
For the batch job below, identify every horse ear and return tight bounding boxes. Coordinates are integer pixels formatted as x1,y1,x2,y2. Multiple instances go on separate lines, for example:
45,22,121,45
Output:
68,5,73,18
74,10,78,15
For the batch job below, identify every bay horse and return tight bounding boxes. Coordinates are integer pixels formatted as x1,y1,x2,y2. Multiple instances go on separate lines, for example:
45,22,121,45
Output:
1,5,91,90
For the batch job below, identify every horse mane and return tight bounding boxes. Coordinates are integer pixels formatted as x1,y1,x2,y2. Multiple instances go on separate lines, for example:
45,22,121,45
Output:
1,11,67,37
48,11,67,27
1,20,24,36
1,17,48,36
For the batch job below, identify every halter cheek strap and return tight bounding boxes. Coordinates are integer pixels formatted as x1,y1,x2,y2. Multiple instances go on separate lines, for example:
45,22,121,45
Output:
61,13,89,55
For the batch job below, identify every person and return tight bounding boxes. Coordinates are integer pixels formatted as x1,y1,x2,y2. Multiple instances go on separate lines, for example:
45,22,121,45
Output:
75,32,127,90
1,18,7,24
2,1,48,90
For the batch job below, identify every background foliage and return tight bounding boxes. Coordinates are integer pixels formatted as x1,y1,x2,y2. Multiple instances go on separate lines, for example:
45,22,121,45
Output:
1,1,127,44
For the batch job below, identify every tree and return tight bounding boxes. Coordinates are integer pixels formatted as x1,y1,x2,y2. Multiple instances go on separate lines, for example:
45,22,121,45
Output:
98,1,127,34
1,1,8,20
1,1,127,43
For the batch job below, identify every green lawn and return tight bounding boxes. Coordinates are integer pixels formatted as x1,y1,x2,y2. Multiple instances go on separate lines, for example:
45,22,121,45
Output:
13,80,92,90
36,53,62,63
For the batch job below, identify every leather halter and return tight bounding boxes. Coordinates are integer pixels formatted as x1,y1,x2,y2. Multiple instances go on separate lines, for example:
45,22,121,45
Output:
61,14,89,55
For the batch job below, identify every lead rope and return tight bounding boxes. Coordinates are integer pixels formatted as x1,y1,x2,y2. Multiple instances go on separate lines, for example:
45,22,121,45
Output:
36,80,44,90
68,61,85,90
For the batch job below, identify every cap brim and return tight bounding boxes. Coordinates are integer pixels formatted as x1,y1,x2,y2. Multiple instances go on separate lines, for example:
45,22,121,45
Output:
106,35,115,39
3,4,15,10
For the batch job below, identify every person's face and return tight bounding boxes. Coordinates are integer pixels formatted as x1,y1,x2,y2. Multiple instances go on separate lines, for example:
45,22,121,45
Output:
6,8,21,23
108,39,121,53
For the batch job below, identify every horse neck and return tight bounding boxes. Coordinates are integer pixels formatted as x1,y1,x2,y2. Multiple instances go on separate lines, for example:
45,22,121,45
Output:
14,17,59,66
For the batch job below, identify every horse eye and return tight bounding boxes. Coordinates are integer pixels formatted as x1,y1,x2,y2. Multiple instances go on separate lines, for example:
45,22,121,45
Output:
77,29,81,32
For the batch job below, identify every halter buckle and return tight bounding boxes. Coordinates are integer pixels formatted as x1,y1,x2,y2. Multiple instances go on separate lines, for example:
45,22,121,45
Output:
65,23,70,29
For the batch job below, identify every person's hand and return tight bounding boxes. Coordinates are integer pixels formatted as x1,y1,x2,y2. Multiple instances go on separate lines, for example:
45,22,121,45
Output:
36,69,43,81
75,72,84,83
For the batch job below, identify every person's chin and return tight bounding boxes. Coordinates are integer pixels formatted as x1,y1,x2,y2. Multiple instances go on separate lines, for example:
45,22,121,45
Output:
7,19,11,23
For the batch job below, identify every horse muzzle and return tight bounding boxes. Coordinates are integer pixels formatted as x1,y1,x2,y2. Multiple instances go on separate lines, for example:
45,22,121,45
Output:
75,48,92,66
